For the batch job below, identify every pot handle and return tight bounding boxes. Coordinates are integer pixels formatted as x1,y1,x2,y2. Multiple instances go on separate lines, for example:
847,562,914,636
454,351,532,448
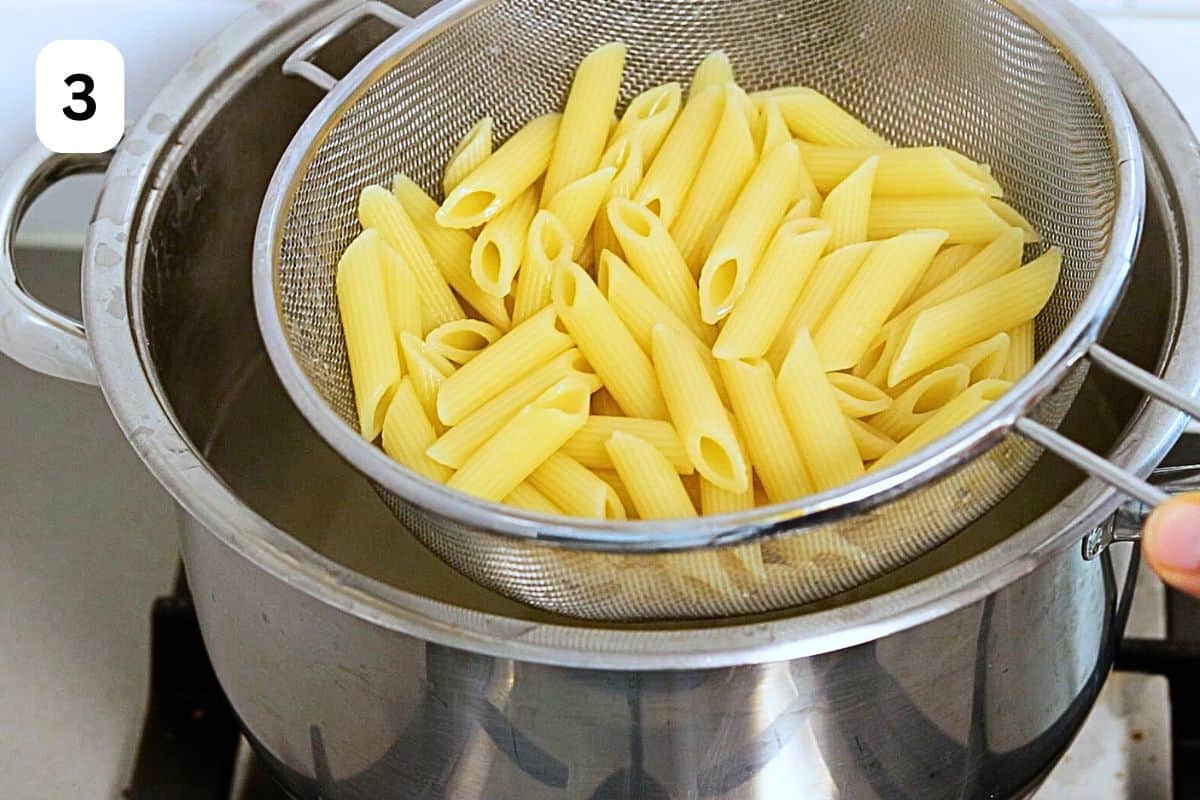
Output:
282,1,413,92
1082,459,1200,559
0,144,112,385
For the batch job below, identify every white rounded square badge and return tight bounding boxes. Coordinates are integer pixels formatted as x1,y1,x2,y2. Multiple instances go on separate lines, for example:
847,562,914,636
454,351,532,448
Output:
36,40,124,154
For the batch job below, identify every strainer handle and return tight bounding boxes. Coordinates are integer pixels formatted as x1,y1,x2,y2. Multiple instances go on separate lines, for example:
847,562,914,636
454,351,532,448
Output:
0,144,111,386
281,1,413,92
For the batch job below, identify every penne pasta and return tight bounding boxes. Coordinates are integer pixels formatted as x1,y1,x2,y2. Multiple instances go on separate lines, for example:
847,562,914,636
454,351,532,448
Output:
427,348,598,469
652,324,749,493
755,97,792,158
827,372,892,418
447,377,591,501
987,198,1039,241
545,166,616,260
382,377,453,483
820,154,878,251
671,84,758,271
814,229,948,371
700,475,756,515
868,197,1039,244
399,331,454,433
772,88,890,148
719,358,813,502
470,185,538,297
378,236,423,342
436,306,573,425
443,117,493,197
927,332,1011,385
690,50,734,97
847,417,897,463
777,327,865,491
713,222,830,358
898,227,1024,320
543,42,627,202
872,379,1012,470
425,319,503,365
1003,321,1036,381
511,210,573,325
390,175,510,330
359,186,465,330
605,431,697,519
633,84,724,227
438,112,560,229
854,316,912,388
798,144,1002,197
552,260,668,419
592,134,644,258
888,248,1062,385
871,364,970,440
699,141,805,323
590,387,624,417
505,482,564,515
612,82,682,162
905,243,983,307
593,469,639,518
562,415,693,474
337,230,402,440
529,452,627,519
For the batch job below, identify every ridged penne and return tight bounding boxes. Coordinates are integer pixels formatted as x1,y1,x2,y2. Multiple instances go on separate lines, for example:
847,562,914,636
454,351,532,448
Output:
929,332,1011,385
898,227,1024,320
690,50,734,97
437,112,560,229
546,166,616,260
562,415,692,474
359,186,465,329
798,144,1002,196
854,316,912,388
427,348,598,469
543,42,626,202
871,364,970,440
718,358,813,502
425,319,502,365
652,324,749,493
399,331,454,433
613,82,682,162
436,306,573,425
906,243,983,307
633,84,723,227
820,154,878,251
847,417,897,463
605,431,697,519
713,222,830,359
528,452,627,519
378,236,423,341
337,230,402,440
868,197,1039,244
827,372,892,418
1003,321,1037,381
382,377,452,482
504,482,563,515
390,175,510,330
592,134,644,258
470,185,538,297
777,328,865,491
511,210,573,326
888,248,1062,385
699,141,804,323
872,379,1012,470
552,260,668,419
700,475,756,515
447,377,591,501
814,229,948,371
593,468,639,518
443,117,493,197
772,88,889,148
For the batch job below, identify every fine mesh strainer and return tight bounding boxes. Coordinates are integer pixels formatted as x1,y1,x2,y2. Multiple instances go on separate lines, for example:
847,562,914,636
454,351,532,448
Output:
253,0,1187,621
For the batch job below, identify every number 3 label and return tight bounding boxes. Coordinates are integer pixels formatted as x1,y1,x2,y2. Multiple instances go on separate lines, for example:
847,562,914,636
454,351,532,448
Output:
36,41,123,154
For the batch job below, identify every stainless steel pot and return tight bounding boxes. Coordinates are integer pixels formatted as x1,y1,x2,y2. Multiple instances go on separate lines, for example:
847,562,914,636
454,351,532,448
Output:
1,2,1198,798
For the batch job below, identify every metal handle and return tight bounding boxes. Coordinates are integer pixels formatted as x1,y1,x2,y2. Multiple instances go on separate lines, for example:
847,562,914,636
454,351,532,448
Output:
1082,461,1200,559
282,1,412,92
0,144,111,385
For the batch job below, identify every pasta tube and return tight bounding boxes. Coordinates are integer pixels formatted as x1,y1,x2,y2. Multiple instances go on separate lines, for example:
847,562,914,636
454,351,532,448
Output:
772,88,889,148
700,476,756,515
591,134,644,259
605,431,697,519
546,166,616,260
820,155,878,251
443,117,493,197
906,243,983,307
754,97,792,158
425,319,502,365
612,82,682,162
633,84,723,227
543,42,626,201
690,50,734,97
869,197,1038,244
511,210,573,325
470,185,538,297
872,379,1012,470
378,236,423,341
562,415,692,474
504,482,563,515
871,364,971,440
529,452,627,520
899,227,1024,319
399,331,454,433
798,144,1002,196
826,372,892,418
847,417,896,463
382,377,452,482
1003,321,1036,381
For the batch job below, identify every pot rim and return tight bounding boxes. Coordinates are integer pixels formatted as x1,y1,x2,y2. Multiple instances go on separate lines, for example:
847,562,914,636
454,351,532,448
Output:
82,0,1200,669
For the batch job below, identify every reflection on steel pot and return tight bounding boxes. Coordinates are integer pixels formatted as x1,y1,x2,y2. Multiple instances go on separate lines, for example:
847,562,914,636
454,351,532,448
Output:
0,1,1198,798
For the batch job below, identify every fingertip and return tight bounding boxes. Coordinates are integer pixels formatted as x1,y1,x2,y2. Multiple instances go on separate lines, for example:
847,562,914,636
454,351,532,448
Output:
1144,494,1200,596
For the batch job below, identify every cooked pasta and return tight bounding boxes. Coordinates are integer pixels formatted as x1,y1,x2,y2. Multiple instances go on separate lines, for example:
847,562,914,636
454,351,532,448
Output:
929,332,1012,385
546,166,617,260
592,135,644,258
869,197,1038,244
755,97,792,157
382,377,453,482
590,388,624,417
700,475,756,515
827,372,892,418
871,364,971,440
399,331,454,433
690,50,734,97
562,415,692,473
771,88,890,148
529,452,627,519
471,186,538,297
798,144,1002,196
612,82,682,162
425,320,503,365
906,243,983,306
505,482,563,514
633,84,724,227
847,417,897,463
873,379,1012,470
899,227,1024,319
820,154,878,251
1004,321,1037,381
511,210,573,325
605,431,697,519
378,235,423,341
443,117,493,197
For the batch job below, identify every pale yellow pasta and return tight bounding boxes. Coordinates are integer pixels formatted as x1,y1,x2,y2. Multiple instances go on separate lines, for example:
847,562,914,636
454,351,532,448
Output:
798,144,1002,196
670,85,757,271
814,229,948,371
612,82,682,162
427,349,598,469
847,417,897,463
543,42,626,202
1004,321,1036,381
754,97,791,158
378,236,423,341
437,112,560,229
337,230,402,440
718,358,813,502
926,332,1011,385
390,175,511,330
563,415,692,473
827,372,892,418
504,482,563,515
591,388,624,417
425,320,502,365
868,197,1038,244
552,260,668,419
399,331,454,433
772,88,889,148
652,324,749,493
784,198,812,221
511,210,573,326
713,222,830,359
853,316,912,388
690,50,734,97
633,84,723,227
700,475,755,515
987,198,1039,240
605,431,697,519
470,185,538,297
591,134,644,259
794,147,824,215
906,243,983,307
606,199,708,341
447,377,591,501
871,364,970,440
594,469,639,519
359,186,464,330
888,248,1062,385
681,473,703,510
699,141,804,323
546,166,616,260
529,452,627,519
443,117,493,197
898,227,1024,320
382,377,453,483
437,306,573,425
820,154,878,251
765,241,875,370
872,379,1012,470
776,327,865,491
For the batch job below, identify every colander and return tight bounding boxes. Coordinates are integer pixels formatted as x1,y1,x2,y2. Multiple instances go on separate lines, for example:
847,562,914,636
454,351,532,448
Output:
253,0,1197,621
